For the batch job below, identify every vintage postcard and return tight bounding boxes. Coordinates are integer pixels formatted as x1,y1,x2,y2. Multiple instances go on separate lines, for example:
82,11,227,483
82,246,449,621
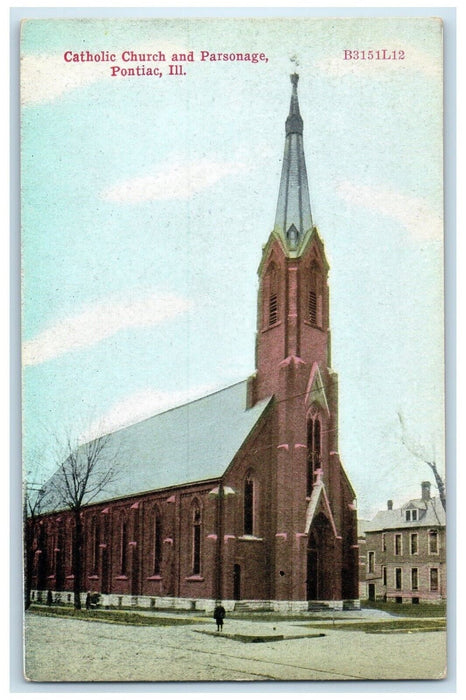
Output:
21,16,446,683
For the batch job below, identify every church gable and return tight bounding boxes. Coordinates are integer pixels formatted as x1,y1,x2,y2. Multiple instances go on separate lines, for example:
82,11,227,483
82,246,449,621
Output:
298,226,329,271
304,480,339,539
257,231,288,277
221,406,275,542
305,362,330,416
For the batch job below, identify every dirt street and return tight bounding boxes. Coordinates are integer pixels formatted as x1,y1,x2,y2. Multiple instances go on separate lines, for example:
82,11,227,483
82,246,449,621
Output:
23,612,447,683
26,614,445,681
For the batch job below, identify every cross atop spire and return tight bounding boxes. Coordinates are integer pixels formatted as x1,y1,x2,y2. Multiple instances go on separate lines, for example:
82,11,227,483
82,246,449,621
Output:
274,74,313,251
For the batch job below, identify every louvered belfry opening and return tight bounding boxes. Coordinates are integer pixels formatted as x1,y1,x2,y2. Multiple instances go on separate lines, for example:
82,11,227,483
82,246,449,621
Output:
308,290,317,325
269,293,278,326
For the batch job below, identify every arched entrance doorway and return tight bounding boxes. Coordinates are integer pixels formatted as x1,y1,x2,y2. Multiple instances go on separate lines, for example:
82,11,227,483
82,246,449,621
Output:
307,512,334,601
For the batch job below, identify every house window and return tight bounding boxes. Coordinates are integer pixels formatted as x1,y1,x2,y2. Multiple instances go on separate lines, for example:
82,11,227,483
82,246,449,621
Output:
430,568,439,592
405,509,418,522
244,475,254,535
307,416,321,496
395,533,402,555
411,568,419,590
153,507,163,575
395,567,402,590
382,533,386,552
410,533,418,555
192,502,202,575
429,530,439,554
368,551,375,574
382,566,387,586
120,519,128,575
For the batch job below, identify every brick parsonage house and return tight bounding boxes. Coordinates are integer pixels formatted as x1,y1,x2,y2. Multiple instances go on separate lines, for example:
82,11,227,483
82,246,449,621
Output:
27,75,360,613
360,482,446,604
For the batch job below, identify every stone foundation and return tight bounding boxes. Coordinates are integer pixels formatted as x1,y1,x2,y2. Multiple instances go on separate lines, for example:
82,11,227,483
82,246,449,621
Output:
31,590,360,613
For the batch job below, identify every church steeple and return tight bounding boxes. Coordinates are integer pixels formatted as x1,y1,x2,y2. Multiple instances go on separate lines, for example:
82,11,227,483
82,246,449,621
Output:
251,74,331,406
274,74,313,251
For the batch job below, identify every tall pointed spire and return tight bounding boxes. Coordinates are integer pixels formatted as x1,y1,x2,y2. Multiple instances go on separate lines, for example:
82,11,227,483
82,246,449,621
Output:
274,74,313,250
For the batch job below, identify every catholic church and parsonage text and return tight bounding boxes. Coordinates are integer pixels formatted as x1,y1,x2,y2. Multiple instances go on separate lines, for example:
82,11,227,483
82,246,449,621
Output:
29,75,360,611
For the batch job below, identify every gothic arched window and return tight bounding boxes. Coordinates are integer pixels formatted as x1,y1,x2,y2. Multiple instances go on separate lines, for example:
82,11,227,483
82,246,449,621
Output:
307,415,321,496
36,522,48,590
55,521,65,589
91,515,100,574
48,530,56,576
192,501,202,575
120,517,128,576
153,506,163,575
67,520,74,570
244,473,254,535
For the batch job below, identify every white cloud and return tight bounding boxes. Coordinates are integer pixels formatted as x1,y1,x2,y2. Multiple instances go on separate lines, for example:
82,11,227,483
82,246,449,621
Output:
20,42,179,106
336,181,443,242
23,291,191,366
20,54,109,106
81,384,219,442
101,157,247,203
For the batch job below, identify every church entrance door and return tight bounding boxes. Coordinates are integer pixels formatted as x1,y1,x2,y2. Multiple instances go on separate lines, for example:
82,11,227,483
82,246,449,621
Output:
307,513,334,601
307,546,318,600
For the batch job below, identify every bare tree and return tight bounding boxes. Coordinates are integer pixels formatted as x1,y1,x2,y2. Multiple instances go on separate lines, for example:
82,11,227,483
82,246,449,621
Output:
45,431,119,609
24,475,49,610
397,411,446,512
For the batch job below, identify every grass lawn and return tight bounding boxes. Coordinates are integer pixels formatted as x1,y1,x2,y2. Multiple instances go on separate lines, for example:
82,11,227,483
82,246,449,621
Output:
230,603,447,623
304,618,446,633
27,605,206,627
361,600,446,618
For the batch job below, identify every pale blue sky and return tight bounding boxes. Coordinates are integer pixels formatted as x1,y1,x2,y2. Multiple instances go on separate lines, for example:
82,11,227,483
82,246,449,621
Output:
21,17,445,518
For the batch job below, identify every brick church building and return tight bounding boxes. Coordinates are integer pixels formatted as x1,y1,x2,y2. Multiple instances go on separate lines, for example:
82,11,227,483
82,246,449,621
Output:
29,75,359,612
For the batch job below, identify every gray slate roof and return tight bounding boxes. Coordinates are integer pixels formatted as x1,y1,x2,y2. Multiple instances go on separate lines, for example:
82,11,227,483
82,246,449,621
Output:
86,380,272,504
357,519,371,537
364,497,445,533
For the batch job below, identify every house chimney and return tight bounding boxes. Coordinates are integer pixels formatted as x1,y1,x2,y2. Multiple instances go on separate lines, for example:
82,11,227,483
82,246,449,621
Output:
421,481,431,500
387,500,393,511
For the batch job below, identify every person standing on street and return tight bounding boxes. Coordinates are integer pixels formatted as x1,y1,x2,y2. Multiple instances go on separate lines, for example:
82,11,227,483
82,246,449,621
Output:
213,602,226,632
